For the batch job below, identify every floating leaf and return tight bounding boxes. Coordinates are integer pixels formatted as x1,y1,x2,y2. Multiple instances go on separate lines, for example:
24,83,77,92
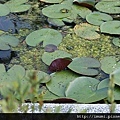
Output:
100,56,120,74
86,12,113,26
40,0,63,3
100,21,120,35
71,4,92,19
97,78,120,100
95,1,120,14
5,0,31,13
25,28,62,47
74,23,100,40
65,77,107,103
0,16,15,33
0,64,6,76
73,0,96,8
0,35,19,50
25,70,51,83
39,86,59,101
111,68,120,86
0,65,26,94
47,18,65,27
97,78,109,90
42,50,72,65
42,4,71,18
0,4,10,16
7,65,26,80
48,58,72,72
112,38,120,47
68,57,100,76
46,70,79,97
44,44,57,53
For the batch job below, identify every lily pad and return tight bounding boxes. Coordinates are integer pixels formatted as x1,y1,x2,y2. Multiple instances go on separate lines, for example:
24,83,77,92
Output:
71,4,92,19
47,18,65,27
40,0,63,3
44,44,57,52
97,78,120,100
5,0,31,13
0,16,15,33
25,28,62,47
112,38,120,47
97,78,109,90
65,77,107,103
111,68,120,86
100,56,120,74
25,70,51,83
95,1,120,14
46,70,79,97
48,58,72,72
42,4,71,19
0,64,6,76
0,35,19,50
0,4,10,16
42,50,72,65
100,21,120,35
7,65,26,81
74,23,100,40
0,65,26,94
73,0,96,8
68,57,100,76
86,12,113,26
39,86,59,101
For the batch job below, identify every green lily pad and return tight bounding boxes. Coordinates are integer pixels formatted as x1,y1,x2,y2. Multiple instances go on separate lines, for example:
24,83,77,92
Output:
46,70,79,97
7,65,26,81
74,23,100,40
97,78,120,100
5,0,31,13
111,68,120,86
42,4,71,19
112,38,120,47
0,65,26,96
100,56,120,74
47,18,65,27
68,57,100,76
0,4,10,16
39,86,59,101
40,0,63,3
25,28,62,47
25,70,51,83
0,65,25,82
97,78,109,90
0,64,6,76
71,4,92,19
100,21,120,35
42,50,72,65
0,35,19,50
62,18,74,23
86,12,113,26
65,77,107,103
95,1,120,14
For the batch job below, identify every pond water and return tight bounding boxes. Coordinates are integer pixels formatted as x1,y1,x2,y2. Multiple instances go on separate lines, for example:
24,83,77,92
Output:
0,0,120,107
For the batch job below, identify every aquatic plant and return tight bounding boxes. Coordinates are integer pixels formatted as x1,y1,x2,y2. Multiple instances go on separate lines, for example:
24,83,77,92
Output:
0,0,120,113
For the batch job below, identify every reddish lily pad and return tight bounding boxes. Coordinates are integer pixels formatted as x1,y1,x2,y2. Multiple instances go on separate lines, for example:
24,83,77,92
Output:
48,58,72,72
